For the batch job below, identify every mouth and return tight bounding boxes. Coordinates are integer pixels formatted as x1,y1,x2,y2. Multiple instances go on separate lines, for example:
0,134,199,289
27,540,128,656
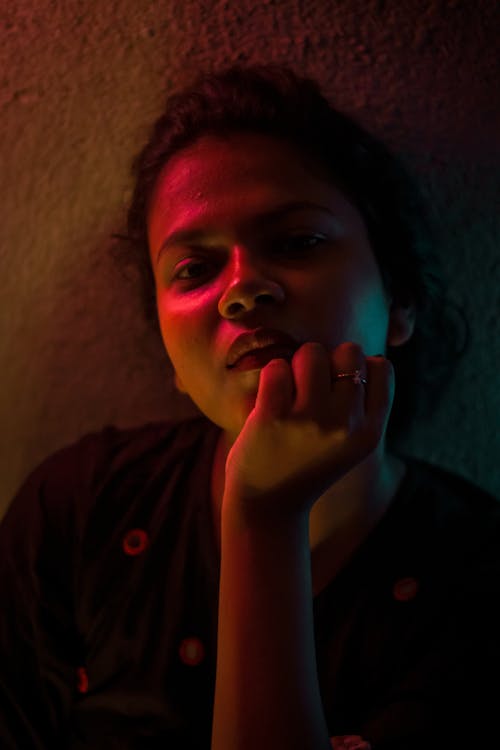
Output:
227,344,296,372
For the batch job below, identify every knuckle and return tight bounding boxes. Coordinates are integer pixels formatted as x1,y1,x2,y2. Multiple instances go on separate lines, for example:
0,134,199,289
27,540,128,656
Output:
368,355,393,379
302,341,325,353
338,341,363,354
368,353,388,366
294,341,326,361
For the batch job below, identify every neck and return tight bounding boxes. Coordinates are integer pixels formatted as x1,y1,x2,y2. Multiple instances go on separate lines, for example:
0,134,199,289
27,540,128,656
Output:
307,446,406,594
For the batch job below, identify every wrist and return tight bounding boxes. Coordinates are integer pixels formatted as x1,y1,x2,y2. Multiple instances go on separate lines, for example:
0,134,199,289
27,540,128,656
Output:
221,491,310,538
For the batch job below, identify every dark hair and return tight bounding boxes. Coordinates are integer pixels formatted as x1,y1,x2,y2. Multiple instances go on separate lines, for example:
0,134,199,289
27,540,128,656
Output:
110,62,468,448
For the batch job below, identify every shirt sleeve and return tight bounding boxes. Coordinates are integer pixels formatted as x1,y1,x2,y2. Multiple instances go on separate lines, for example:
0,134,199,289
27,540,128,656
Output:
0,446,88,748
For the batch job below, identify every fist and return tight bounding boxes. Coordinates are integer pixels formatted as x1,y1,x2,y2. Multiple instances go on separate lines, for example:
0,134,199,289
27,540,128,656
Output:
223,341,394,522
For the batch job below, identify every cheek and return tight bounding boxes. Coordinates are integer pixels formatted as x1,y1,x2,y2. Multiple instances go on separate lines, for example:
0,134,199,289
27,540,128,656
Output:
300,272,387,342
293,274,347,324
157,308,188,365
158,283,219,337
342,285,390,350
158,307,209,371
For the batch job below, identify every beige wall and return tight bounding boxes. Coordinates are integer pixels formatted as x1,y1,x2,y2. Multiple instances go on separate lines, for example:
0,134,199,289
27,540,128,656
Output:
1,0,499,514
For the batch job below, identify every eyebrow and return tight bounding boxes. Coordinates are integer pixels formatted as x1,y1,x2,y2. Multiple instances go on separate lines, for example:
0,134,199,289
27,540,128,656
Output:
156,200,337,262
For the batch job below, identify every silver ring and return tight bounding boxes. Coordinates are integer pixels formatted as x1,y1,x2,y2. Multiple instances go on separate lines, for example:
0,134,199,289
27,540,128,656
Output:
333,369,367,386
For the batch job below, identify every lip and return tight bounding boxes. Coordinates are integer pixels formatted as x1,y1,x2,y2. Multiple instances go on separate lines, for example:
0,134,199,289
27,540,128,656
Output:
228,344,297,372
226,327,301,369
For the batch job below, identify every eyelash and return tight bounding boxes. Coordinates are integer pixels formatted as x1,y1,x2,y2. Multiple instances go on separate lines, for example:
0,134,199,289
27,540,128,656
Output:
173,234,327,281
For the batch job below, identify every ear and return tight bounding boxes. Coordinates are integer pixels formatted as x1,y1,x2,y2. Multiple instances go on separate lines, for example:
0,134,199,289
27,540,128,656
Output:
174,371,189,394
386,296,416,348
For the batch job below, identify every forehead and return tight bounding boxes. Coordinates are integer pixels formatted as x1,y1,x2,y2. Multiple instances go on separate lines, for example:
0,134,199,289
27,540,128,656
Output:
155,131,332,187
147,132,363,245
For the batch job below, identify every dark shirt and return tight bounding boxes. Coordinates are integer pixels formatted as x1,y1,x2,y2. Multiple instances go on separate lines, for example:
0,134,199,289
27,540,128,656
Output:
0,415,499,749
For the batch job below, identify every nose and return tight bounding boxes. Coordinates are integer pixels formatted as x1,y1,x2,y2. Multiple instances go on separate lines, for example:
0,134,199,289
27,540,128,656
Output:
217,246,285,318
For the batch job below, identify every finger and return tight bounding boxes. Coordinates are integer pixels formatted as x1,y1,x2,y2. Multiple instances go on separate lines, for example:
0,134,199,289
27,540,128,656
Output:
330,736,368,749
340,736,363,747
254,357,294,419
363,354,395,446
340,737,371,750
329,738,347,749
330,342,367,429
291,342,331,417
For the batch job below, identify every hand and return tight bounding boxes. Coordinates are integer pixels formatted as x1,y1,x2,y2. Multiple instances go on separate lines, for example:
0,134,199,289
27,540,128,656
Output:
223,341,394,523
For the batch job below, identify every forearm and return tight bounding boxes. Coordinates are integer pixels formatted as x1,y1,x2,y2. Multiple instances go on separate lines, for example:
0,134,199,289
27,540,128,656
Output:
211,502,331,750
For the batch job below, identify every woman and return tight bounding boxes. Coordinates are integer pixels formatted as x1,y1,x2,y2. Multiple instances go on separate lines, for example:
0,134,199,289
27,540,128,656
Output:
1,64,498,750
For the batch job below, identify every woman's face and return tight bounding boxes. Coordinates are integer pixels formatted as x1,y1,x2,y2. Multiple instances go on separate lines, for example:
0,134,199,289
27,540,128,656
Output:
147,131,412,440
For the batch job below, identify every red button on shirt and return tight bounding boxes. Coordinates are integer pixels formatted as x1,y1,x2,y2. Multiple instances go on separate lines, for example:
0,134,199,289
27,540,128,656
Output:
393,576,420,601
76,666,88,694
122,529,149,556
179,637,205,666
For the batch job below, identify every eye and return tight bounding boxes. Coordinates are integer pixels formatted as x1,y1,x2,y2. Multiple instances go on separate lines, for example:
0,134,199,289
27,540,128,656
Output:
174,260,210,280
172,234,326,282
278,234,326,254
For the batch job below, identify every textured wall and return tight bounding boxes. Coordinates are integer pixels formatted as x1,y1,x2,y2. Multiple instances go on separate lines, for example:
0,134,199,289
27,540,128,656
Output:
1,0,499,515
